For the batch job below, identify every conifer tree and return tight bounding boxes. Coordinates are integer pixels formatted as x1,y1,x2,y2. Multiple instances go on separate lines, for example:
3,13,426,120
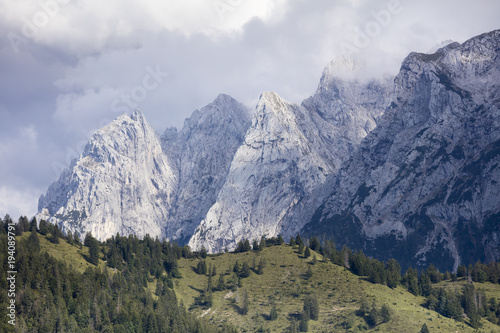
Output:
206,291,214,308
259,236,266,250
309,237,321,252
39,219,49,235
155,278,165,296
74,232,81,246
233,260,241,273
30,217,38,232
84,232,93,246
50,224,61,244
298,243,304,255
28,228,40,252
197,260,207,275
367,301,380,327
240,262,251,278
457,265,467,278
445,293,462,321
257,257,267,275
16,216,29,235
269,304,278,320
88,237,99,265
299,311,309,332
304,247,311,258
200,245,208,258
217,274,225,291
207,274,213,292
380,304,391,323
277,234,284,245
296,234,303,247
66,230,74,245
419,273,432,297
241,288,249,315
243,239,251,252
303,294,319,320
358,298,370,316
385,259,401,289
419,323,430,333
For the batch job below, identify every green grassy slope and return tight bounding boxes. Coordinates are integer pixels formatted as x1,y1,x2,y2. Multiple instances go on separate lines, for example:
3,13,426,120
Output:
19,231,108,272
174,246,500,332
25,233,500,332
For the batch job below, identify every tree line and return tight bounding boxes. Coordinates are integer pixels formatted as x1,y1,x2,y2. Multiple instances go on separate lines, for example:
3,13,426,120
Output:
0,215,237,333
289,234,500,329
3,213,500,331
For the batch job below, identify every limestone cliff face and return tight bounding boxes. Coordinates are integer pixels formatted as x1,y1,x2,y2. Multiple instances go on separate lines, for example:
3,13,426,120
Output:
161,94,251,243
38,111,177,240
303,30,500,271
38,30,500,271
38,95,250,242
189,74,392,253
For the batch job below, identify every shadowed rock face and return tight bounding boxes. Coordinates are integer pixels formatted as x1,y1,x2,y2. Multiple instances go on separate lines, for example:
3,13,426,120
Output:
189,73,393,253
38,30,500,271
161,94,251,243
302,30,500,271
38,95,251,243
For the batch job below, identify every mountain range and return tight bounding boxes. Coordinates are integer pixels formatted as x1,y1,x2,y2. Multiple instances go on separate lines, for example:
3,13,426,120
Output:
37,29,500,271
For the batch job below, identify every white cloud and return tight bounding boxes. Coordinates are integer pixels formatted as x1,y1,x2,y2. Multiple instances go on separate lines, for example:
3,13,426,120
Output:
1,0,500,218
1,0,292,55
0,185,40,219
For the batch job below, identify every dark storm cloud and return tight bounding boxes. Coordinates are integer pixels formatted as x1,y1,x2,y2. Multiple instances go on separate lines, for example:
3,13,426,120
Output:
0,0,499,218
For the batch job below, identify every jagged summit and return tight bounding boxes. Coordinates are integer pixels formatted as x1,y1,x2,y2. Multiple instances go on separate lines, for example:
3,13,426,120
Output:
187,80,392,252
37,30,500,270
189,92,335,252
302,29,500,271
161,94,251,243
321,56,362,82
257,91,288,107
130,109,145,121
38,110,177,241
213,93,241,105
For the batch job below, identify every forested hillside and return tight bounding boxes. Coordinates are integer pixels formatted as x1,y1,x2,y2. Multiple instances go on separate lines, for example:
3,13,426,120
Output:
1,215,500,332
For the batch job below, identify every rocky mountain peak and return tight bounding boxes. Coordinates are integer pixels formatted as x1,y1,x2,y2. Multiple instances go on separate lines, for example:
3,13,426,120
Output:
37,29,500,272
161,94,251,243
321,56,362,84
189,92,345,253
257,91,290,111
130,109,145,122
302,29,500,271
38,110,177,241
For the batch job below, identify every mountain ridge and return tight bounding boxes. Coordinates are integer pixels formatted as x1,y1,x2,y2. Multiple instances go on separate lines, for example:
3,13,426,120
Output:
36,29,500,271
302,29,500,271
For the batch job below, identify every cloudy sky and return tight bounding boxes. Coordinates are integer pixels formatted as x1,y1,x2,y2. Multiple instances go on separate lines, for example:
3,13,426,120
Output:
0,0,499,219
